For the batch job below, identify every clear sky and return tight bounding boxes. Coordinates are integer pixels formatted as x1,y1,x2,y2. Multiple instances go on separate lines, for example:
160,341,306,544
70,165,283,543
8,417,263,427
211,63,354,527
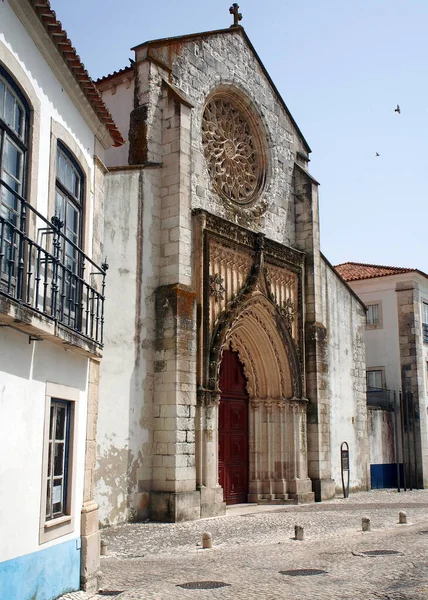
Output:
51,0,428,269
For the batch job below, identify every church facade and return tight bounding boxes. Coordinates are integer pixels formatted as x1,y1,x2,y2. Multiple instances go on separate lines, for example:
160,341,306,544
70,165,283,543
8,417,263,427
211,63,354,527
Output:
96,18,369,524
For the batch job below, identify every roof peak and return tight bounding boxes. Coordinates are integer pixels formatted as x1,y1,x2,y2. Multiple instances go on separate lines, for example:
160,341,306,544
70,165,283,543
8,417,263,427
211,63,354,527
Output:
335,261,412,271
129,25,311,154
131,25,243,52
334,261,428,283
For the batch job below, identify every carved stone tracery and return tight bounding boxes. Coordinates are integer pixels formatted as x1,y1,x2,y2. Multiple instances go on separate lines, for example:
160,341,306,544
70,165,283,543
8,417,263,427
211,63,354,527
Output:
202,96,265,204
209,274,225,300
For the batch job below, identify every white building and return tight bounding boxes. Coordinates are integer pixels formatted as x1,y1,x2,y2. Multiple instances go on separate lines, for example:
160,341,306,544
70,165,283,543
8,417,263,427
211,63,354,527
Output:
94,13,370,526
0,1,123,598
336,262,428,490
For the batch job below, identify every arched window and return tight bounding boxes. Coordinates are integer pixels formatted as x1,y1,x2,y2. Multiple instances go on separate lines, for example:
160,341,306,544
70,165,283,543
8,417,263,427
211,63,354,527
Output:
0,67,30,285
54,143,84,328
55,142,83,249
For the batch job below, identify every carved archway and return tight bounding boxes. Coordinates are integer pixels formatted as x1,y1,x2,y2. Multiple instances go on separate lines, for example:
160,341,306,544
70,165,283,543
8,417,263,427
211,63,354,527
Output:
223,294,293,400
208,246,303,401
212,291,311,503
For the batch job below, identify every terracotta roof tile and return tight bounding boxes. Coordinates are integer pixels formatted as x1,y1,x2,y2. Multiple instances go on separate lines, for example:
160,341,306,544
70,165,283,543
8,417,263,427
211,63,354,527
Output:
95,66,133,85
334,262,417,282
27,0,125,147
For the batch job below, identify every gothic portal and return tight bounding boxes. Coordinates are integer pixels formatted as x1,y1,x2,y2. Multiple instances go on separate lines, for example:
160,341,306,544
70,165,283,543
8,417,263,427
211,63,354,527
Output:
193,210,314,515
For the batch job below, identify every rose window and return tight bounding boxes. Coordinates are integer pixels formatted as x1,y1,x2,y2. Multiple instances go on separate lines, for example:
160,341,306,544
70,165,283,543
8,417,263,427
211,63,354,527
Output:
202,96,264,204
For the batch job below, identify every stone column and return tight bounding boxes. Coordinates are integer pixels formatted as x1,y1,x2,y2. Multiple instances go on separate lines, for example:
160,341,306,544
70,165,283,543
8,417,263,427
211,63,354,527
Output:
396,281,428,488
286,398,314,502
146,72,200,521
198,389,225,518
263,400,274,498
248,398,262,501
151,284,200,521
274,401,287,499
80,359,101,592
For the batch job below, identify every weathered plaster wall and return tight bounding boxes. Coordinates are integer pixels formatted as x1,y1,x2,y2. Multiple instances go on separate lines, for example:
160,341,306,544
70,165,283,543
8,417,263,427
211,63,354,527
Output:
0,327,88,562
368,409,395,464
96,167,160,525
99,76,134,167
347,273,428,487
320,260,369,492
349,277,402,391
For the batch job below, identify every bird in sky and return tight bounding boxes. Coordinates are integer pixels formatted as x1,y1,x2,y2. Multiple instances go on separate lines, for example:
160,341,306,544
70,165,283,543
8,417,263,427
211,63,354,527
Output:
394,105,401,114
375,152,380,157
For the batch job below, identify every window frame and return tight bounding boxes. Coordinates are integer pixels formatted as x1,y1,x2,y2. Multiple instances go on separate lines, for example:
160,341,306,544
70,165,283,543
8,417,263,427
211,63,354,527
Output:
55,142,84,234
45,399,71,521
426,361,428,395
422,302,428,344
39,382,79,544
0,66,30,195
53,141,85,330
0,65,30,144
48,120,92,259
366,301,383,330
0,67,30,288
366,368,385,391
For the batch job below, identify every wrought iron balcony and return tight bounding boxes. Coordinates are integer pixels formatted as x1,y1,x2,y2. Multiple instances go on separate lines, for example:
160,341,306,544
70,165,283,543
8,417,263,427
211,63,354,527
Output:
0,180,107,347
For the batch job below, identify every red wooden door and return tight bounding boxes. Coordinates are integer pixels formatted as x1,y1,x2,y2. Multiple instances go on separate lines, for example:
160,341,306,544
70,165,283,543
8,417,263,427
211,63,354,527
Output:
218,350,249,504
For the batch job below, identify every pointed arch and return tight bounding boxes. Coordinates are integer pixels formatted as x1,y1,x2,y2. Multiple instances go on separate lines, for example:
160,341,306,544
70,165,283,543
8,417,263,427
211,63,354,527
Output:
210,290,302,399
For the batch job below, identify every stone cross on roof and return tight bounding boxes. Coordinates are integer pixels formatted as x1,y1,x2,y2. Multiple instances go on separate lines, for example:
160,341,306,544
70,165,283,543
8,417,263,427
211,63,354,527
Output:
229,3,243,27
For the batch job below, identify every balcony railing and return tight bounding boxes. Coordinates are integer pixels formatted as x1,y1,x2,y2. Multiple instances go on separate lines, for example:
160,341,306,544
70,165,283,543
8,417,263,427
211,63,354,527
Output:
367,387,394,409
0,179,107,347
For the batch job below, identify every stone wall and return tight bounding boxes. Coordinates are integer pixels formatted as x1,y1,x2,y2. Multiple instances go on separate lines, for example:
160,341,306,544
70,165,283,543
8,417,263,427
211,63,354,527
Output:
320,258,370,492
368,408,395,465
96,167,160,525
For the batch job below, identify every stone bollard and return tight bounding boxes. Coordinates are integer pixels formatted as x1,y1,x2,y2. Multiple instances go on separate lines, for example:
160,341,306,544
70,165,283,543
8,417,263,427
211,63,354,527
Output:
100,539,108,556
362,517,371,532
398,511,407,524
202,532,212,549
294,525,304,541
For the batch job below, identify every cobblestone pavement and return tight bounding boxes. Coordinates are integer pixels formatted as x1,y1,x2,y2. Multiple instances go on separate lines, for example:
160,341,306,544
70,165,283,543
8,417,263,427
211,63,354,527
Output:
61,489,428,600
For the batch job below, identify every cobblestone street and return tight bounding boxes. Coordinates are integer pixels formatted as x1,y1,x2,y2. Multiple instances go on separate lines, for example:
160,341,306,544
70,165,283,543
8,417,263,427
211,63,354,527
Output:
61,490,428,600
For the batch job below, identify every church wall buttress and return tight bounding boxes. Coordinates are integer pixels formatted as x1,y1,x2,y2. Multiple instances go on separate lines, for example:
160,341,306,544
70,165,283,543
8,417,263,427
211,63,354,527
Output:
149,67,199,521
293,165,335,500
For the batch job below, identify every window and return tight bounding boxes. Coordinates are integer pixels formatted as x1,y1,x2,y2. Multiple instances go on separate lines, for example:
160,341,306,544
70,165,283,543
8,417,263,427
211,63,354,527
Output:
54,143,84,329
426,362,428,392
0,67,29,287
367,369,383,390
46,400,71,521
422,303,428,344
40,383,78,544
366,302,382,329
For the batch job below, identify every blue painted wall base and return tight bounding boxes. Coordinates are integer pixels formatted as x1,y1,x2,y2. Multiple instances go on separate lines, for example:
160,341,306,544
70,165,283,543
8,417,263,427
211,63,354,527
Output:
0,538,80,600
371,463,404,489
